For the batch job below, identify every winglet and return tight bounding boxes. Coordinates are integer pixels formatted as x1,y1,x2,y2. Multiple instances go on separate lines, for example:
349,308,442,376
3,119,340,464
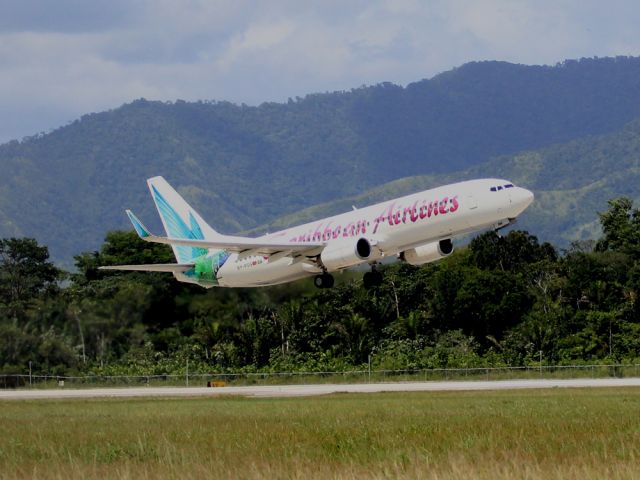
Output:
126,210,151,238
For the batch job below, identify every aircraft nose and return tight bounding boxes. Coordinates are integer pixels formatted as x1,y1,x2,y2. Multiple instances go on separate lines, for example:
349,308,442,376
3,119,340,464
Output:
511,187,534,211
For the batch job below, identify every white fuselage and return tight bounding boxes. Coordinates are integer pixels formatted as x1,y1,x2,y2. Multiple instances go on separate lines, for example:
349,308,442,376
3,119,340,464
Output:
204,179,533,287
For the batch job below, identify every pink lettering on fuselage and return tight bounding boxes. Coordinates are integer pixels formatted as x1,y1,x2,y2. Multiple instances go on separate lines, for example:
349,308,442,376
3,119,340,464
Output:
372,195,460,234
289,195,460,241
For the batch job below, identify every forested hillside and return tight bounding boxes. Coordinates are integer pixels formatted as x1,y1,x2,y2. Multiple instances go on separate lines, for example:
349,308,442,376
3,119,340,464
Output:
258,118,640,247
2,56,640,264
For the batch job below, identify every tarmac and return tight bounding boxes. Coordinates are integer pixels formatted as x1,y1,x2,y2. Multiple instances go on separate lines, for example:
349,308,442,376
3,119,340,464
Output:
1,377,639,400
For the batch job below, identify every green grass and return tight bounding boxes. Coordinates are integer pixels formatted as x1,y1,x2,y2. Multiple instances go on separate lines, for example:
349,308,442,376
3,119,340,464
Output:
1,389,640,479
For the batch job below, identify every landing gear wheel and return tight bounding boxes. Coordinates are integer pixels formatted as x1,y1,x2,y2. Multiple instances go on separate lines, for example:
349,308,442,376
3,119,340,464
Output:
324,273,334,288
363,270,383,289
314,273,335,289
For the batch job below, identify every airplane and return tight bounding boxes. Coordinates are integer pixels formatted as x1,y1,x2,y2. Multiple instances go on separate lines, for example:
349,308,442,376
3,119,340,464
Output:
100,176,534,289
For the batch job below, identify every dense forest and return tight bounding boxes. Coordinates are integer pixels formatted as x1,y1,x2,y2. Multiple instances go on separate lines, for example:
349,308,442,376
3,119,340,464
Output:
3,56,640,264
2,198,640,377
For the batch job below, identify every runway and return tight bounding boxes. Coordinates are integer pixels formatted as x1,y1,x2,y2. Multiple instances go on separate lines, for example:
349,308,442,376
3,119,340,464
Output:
1,377,640,400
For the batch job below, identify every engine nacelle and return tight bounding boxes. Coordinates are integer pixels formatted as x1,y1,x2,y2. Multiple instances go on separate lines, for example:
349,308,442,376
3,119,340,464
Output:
320,237,380,271
401,239,454,266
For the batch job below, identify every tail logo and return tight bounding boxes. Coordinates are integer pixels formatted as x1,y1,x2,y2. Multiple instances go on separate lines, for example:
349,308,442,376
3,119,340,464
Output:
152,186,208,262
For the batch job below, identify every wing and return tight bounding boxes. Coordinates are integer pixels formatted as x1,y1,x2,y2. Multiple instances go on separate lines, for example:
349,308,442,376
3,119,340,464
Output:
99,263,194,273
125,210,323,258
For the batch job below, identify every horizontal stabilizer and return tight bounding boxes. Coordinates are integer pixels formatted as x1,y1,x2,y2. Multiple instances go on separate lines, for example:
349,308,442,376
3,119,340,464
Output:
126,210,151,238
99,263,194,273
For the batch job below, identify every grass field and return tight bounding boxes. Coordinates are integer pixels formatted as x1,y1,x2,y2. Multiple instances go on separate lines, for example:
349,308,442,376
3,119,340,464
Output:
1,388,639,479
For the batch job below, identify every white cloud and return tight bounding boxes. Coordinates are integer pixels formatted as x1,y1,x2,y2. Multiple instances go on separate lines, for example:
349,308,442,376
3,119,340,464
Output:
1,0,640,142
216,20,297,72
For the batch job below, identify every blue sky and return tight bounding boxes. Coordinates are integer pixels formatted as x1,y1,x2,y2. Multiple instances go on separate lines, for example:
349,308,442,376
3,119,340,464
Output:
1,0,639,143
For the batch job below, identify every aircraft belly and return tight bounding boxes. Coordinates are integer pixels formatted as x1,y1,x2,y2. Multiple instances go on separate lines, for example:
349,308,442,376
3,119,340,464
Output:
216,256,311,287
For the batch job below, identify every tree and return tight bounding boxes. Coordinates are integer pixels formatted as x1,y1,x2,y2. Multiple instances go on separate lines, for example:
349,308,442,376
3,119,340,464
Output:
0,238,61,321
469,230,557,272
72,230,174,284
451,268,532,345
596,197,640,259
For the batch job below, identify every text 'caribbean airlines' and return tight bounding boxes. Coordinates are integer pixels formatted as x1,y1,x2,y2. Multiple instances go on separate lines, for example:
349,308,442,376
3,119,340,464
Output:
101,177,534,288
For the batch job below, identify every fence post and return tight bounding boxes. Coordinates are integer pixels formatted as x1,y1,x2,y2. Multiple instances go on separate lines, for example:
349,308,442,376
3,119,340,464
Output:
186,359,189,387
539,351,543,377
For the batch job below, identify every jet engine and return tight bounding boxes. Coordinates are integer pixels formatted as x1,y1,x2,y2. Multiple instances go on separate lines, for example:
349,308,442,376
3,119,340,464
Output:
400,239,454,266
320,237,380,271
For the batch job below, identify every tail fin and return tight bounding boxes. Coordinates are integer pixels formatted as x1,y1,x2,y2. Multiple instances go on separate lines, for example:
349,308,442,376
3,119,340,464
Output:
147,176,221,263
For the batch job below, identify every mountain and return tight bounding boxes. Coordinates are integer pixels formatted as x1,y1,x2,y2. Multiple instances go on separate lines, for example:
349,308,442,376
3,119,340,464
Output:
254,118,640,247
2,56,640,264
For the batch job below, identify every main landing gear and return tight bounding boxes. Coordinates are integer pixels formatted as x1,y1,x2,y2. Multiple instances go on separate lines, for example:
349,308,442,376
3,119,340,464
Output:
314,273,334,289
363,269,382,289
313,268,382,290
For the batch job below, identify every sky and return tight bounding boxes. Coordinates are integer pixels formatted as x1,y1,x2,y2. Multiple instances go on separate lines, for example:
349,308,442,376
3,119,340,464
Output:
1,0,640,143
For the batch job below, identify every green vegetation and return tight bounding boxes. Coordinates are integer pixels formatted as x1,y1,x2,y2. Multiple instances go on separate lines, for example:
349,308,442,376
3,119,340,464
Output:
1,389,639,479
3,57,640,264
2,199,640,379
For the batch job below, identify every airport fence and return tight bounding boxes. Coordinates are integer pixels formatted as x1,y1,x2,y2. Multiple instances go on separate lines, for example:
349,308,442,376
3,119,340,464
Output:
2,364,640,389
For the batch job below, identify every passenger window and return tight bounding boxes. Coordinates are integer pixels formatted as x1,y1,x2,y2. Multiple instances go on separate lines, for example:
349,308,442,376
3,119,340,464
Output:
490,187,497,192
504,184,514,188
497,186,503,191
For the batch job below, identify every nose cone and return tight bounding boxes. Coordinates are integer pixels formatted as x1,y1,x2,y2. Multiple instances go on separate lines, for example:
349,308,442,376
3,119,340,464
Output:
511,187,534,213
